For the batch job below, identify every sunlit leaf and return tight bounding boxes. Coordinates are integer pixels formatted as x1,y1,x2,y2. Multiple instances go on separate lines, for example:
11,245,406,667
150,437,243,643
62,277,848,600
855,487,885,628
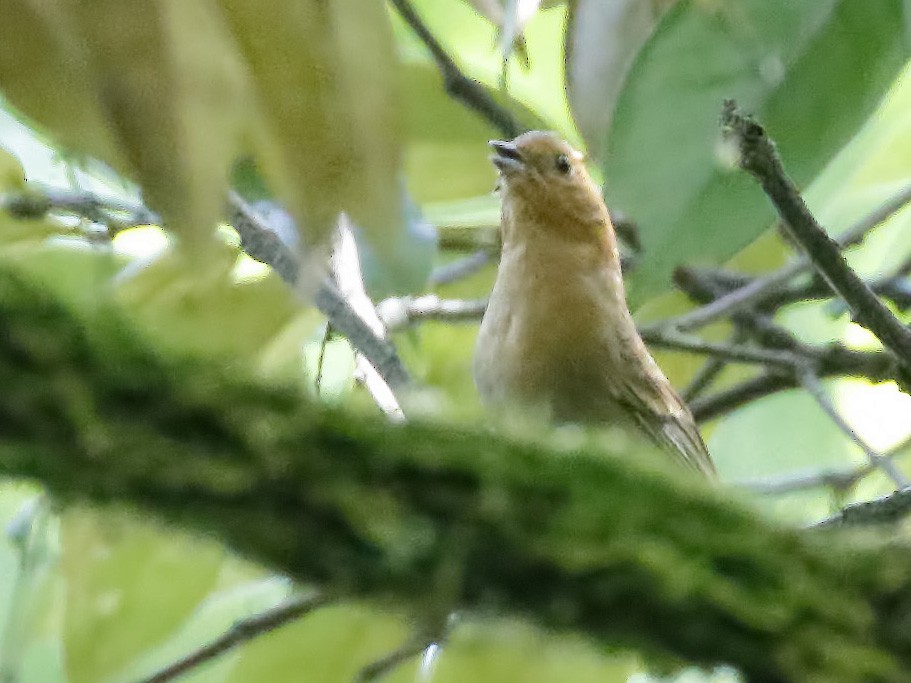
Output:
0,1,124,170
116,577,292,683
61,507,223,683
114,243,300,361
225,603,410,683
218,0,403,257
605,0,909,301
433,620,638,683
0,144,25,189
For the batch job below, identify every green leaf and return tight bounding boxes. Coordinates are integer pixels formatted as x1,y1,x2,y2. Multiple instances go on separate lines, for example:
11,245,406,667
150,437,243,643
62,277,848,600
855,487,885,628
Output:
114,241,301,362
604,0,909,301
225,603,410,683
0,144,24,189
0,1,125,170
565,0,676,161
116,577,292,683
60,507,223,683
1,0,249,248
217,0,402,251
433,620,638,683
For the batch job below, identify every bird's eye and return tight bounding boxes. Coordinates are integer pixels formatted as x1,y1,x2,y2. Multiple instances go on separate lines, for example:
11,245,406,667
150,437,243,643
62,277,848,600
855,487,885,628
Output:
555,154,572,174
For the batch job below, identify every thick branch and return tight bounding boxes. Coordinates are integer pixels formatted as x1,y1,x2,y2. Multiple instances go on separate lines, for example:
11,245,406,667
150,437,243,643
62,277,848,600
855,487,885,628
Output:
3,268,911,681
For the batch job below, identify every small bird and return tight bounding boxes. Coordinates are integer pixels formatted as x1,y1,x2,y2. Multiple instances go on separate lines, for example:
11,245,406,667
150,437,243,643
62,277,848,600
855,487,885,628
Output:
474,131,715,476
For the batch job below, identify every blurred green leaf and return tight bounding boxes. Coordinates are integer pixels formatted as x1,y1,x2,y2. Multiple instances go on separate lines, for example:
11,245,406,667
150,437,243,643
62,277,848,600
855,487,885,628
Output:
565,0,677,160
0,143,24,188
433,619,638,683
61,507,223,683
116,577,292,683
0,0,249,248
0,1,125,171
218,0,403,252
225,603,410,683
605,0,908,301
114,242,301,362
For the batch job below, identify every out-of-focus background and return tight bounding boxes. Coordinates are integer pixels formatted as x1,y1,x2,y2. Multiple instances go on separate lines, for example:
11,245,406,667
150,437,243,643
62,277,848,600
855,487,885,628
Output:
1,1,911,681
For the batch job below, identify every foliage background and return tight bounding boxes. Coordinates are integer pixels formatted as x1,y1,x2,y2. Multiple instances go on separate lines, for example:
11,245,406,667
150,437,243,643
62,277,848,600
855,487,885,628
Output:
2,1,911,681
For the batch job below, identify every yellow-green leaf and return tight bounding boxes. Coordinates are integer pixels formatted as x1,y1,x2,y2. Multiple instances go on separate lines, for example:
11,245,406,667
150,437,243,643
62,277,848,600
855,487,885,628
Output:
62,0,249,247
61,507,223,683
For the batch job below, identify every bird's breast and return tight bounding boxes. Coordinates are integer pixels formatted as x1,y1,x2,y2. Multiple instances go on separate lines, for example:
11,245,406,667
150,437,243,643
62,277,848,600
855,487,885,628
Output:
474,242,632,424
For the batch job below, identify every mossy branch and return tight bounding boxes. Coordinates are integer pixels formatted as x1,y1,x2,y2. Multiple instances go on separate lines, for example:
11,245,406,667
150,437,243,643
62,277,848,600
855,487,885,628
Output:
1,266,911,682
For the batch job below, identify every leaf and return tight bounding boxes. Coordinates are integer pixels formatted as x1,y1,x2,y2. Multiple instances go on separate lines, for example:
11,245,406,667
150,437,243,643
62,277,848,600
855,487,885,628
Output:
432,620,638,683
63,0,249,247
115,577,291,683
602,0,909,301
0,144,25,189
225,603,410,683
60,507,223,683
0,1,124,169
565,0,677,160
114,242,300,362
0,0,249,248
218,0,403,254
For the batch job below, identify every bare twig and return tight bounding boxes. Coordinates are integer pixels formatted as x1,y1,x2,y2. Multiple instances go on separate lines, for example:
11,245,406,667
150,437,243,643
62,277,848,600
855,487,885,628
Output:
353,634,437,683
663,182,911,332
811,487,911,528
377,295,488,331
680,329,749,402
387,0,524,138
740,434,911,495
332,216,405,422
429,250,492,287
137,593,330,683
227,192,411,392
0,185,157,228
797,368,909,488
720,101,911,374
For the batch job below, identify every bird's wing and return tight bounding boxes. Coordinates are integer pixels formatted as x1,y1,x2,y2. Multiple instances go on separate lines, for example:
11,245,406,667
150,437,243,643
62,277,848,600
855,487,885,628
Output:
611,348,716,477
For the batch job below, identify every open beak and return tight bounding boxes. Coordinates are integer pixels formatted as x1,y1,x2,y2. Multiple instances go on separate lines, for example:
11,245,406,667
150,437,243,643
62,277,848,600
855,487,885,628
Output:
489,140,524,173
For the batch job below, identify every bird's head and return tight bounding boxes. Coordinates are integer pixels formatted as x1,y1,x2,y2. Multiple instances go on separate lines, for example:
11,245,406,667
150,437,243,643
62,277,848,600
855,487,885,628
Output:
489,131,609,242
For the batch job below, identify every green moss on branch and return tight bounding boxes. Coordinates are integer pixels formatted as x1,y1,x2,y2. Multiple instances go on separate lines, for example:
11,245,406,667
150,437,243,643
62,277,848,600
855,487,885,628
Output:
0,267,910,681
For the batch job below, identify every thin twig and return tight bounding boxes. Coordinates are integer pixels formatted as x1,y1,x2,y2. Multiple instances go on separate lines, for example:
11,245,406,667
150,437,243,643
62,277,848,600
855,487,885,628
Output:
429,250,492,287
387,0,524,138
663,181,911,332
797,368,910,488
137,593,330,683
377,295,488,331
0,185,157,227
315,323,332,397
332,216,405,422
811,487,911,528
227,192,411,392
740,434,911,495
680,329,749,402
640,328,803,368
720,101,911,375
353,634,437,683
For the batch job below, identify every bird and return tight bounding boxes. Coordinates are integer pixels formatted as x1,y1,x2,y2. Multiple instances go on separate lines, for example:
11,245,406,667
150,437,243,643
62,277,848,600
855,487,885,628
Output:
473,130,715,476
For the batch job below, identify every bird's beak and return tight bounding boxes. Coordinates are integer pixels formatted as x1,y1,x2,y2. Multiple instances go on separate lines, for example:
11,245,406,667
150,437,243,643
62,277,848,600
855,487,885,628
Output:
489,140,525,174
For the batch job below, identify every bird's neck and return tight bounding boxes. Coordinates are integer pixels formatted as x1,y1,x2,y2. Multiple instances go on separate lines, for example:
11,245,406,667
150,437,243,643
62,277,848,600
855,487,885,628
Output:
499,212,626,299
